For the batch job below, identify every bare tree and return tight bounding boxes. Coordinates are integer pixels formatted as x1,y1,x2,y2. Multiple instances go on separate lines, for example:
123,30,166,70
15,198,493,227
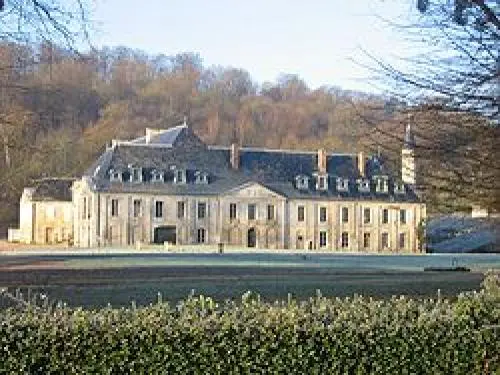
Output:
0,0,92,47
364,0,499,212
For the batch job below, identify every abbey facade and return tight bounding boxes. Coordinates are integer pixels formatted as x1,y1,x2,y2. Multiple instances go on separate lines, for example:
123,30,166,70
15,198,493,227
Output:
14,121,426,251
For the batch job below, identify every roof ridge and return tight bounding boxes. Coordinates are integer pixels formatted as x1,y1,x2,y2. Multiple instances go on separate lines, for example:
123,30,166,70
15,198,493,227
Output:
33,177,76,181
208,145,356,156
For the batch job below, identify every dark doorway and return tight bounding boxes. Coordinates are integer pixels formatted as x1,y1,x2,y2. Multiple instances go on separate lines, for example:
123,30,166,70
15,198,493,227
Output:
247,228,256,248
45,227,53,244
154,226,176,244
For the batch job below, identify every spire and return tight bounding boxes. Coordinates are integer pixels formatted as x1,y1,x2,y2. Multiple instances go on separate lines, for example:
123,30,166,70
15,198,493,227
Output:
404,115,416,149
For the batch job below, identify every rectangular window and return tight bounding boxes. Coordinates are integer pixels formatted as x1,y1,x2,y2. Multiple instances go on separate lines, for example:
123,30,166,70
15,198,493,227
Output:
399,233,406,249
341,232,349,248
400,209,407,224
363,208,371,224
319,231,327,247
197,228,206,243
155,201,163,218
177,201,185,219
318,176,326,190
382,208,389,224
342,207,349,223
82,197,87,219
248,204,256,220
363,233,370,248
111,199,119,217
174,170,185,184
267,204,275,221
131,168,141,182
133,199,141,218
320,207,327,223
382,233,389,248
197,202,206,219
229,203,237,220
298,206,305,222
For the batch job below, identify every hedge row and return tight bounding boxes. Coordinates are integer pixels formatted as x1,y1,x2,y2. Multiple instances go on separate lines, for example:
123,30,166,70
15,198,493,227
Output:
1,275,499,374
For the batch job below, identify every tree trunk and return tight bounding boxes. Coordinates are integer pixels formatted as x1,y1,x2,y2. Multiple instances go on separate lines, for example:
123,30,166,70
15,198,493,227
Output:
3,134,10,168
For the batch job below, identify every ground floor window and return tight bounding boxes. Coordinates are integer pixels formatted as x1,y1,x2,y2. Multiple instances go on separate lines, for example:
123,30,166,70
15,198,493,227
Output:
341,232,349,248
399,233,406,249
319,231,327,247
197,228,206,243
382,232,389,248
363,233,370,248
247,227,256,247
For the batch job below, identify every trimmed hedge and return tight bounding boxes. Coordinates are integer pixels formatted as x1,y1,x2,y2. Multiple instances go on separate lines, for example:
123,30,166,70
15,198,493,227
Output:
1,275,499,374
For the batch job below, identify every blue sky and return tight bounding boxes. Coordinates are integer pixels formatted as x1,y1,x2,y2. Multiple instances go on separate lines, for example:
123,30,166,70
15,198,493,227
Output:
92,0,418,92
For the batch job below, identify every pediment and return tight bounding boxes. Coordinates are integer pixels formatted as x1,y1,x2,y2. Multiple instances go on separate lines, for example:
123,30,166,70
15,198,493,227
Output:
223,182,285,199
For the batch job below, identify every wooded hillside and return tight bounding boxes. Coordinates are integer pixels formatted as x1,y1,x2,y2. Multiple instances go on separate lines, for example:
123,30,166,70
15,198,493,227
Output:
0,42,391,235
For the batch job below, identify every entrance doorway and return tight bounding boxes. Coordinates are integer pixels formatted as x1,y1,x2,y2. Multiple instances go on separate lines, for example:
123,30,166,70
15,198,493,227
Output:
247,228,256,248
296,234,304,249
45,227,53,244
154,226,176,244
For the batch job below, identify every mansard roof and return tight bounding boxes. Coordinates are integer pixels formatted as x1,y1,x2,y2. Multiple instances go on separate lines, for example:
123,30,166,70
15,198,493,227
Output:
84,121,420,202
28,178,75,201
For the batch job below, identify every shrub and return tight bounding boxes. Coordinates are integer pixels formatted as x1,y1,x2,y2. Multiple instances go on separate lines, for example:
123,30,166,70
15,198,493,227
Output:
0,275,498,374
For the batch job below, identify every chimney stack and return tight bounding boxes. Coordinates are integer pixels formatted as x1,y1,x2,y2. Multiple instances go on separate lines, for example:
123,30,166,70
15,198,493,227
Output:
317,149,327,173
146,128,154,144
230,143,239,170
357,151,365,177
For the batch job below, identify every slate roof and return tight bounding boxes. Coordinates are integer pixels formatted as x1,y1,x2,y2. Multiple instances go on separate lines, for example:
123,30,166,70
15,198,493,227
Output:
84,123,420,202
30,178,75,201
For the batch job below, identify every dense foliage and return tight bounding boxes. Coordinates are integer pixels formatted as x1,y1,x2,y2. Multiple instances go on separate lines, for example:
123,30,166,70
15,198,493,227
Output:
1,274,498,374
0,42,387,235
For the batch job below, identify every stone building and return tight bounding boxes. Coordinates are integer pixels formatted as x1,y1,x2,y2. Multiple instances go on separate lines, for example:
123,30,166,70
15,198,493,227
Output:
69,121,425,251
11,178,74,244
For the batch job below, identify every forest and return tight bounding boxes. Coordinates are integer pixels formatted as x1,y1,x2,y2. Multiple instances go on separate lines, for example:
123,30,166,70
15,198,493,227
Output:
0,42,402,235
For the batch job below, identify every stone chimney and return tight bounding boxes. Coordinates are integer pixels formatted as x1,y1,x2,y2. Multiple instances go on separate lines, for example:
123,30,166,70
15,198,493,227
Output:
317,148,327,173
145,128,154,144
230,143,240,170
357,151,365,177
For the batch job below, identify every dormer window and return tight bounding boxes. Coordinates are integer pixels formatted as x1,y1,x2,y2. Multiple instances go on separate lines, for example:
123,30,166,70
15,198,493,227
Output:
195,171,209,184
394,181,405,194
357,179,370,193
173,168,186,184
129,165,142,183
295,175,309,190
109,169,122,182
336,177,349,192
151,169,164,183
375,176,389,193
316,174,329,191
